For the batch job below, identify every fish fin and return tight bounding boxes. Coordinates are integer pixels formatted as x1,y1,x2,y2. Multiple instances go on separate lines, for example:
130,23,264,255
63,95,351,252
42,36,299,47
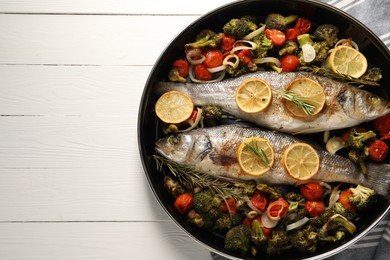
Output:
363,163,390,196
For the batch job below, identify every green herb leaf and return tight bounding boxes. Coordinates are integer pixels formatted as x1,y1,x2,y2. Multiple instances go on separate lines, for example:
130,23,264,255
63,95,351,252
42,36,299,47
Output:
246,142,270,166
277,90,316,115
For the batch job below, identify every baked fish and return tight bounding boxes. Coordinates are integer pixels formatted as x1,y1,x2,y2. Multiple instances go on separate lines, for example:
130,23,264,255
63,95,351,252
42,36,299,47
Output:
155,124,390,195
155,71,389,134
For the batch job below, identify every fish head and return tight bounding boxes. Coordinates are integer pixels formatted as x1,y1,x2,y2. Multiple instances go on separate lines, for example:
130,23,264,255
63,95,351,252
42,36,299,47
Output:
155,131,212,164
338,88,390,121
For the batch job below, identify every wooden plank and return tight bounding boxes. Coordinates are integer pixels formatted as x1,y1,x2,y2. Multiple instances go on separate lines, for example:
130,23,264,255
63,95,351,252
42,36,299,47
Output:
0,14,199,65
0,65,150,116
0,0,236,15
0,222,212,260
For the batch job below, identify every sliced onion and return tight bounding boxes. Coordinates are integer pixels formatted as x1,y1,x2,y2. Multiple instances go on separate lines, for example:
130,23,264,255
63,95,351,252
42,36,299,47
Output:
335,39,359,51
253,57,281,67
328,184,341,208
186,48,205,65
223,54,239,69
319,182,332,191
326,136,347,154
246,200,263,215
178,108,202,132
243,24,266,40
261,213,279,229
232,40,257,53
207,64,227,73
286,217,309,232
189,65,226,83
247,211,259,219
323,130,330,143
302,43,316,63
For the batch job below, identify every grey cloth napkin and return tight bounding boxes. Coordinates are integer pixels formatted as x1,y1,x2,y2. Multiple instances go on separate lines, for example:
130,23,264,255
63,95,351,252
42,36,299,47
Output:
210,0,390,259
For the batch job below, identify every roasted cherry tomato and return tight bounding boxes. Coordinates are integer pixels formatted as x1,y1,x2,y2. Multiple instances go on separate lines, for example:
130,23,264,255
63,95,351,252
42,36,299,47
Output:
294,17,312,34
373,114,390,136
220,198,237,214
300,183,324,201
265,29,286,46
193,64,213,81
285,28,300,41
280,55,300,72
203,49,224,68
174,193,193,214
173,59,189,78
305,201,325,217
250,191,269,211
221,33,236,51
266,197,289,220
237,49,254,67
338,189,356,210
368,139,389,162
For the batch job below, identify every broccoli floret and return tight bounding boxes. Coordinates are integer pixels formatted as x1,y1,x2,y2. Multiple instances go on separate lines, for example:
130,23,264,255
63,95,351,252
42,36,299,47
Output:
186,209,214,228
288,225,318,254
309,208,336,228
312,41,329,63
251,219,268,245
201,105,222,127
252,33,273,58
185,29,222,49
168,68,186,83
279,40,298,56
214,213,243,231
285,192,306,205
361,67,382,82
347,128,376,150
224,224,251,254
256,184,284,200
297,33,314,47
264,13,298,31
193,189,221,213
281,192,307,225
233,181,257,196
226,60,257,77
163,176,185,198
266,226,290,255
314,24,339,47
348,149,368,174
333,202,357,221
162,123,179,135
223,16,258,38
348,185,378,211
318,214,356,243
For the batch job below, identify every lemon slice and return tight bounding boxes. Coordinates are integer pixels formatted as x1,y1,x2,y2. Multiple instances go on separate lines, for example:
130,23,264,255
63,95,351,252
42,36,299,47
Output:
235,78,272,113
282,142,320,180
237,137,275,176
329,45,367,78
155,90,194,124
284,78,325,118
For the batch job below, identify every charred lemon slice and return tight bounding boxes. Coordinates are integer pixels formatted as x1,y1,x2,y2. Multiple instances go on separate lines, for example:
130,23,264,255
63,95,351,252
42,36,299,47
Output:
282,142,320,180
235,78,272,113
237,137,274,176
329,45,367,78
155,90,193,124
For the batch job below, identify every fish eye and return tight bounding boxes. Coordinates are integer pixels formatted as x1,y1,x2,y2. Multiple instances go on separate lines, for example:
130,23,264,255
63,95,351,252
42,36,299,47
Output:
368,95,380,105
168,135,180,145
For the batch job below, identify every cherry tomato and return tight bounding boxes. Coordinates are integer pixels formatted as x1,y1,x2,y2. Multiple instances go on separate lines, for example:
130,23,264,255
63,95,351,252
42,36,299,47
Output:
265,29,286,46
368,139,389,162
242,216,272,239
300,183,324,201
221,33,235,51
173,59,189,78
174,193,193,214
280,55,300,72
193,64,212,81
266,197,289,220
184,110,198,125
305,201,325,217
285,28,300,41
338,189,356,210
220,198,237,214
203,49,224,68
250,191,269,211
294,17,312,34
237,49,254,67
373,115,390,136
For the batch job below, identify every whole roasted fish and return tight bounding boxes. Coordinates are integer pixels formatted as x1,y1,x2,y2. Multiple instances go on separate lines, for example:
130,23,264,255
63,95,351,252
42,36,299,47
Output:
155,71,389,134
155,124,390,195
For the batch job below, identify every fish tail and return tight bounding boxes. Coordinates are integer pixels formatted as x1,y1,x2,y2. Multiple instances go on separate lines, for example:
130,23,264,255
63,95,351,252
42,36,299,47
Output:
363,163,390,196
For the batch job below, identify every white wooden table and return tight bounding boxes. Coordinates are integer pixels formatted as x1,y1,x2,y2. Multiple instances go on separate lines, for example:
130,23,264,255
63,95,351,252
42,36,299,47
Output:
0,1,388,260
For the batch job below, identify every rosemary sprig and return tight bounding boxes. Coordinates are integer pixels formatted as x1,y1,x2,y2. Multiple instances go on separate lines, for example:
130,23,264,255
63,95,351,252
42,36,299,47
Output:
153,155,252,203
246,142,270,166
277,90,316,115
299,66,380,87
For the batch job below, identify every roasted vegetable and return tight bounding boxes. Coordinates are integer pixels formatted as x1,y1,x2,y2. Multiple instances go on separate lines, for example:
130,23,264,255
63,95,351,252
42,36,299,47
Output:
224,224,252,254
163,176,185,198
193,189,221,213
318,214,356,243
202,105,222,126
348,185,378,211
347,128,376,150
314,24,339,47
288,225,318,254
333,202,357,222
168,68,187,83
256,184,284,200
251,219,268,245
266,226,290,255
185,29,222,49
279,40,298,56
223,16,257,38
361,67,382,82
214,213,243,231
264,13,298,31
226,59,257,77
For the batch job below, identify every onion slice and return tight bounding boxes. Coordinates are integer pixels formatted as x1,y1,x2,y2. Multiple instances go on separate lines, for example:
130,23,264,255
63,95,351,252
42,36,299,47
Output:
261,213,279,229
178,108,202,132
186,48,205,65
286,217,309,232
223,54,239,69
246,200,263,215
189,65,226,83
302,43,316,63
207,64,227,73
243,24,266,40
335,39,359,51
326,136,347,154
253,57,281,67
328,184,341,208
232,40,257,53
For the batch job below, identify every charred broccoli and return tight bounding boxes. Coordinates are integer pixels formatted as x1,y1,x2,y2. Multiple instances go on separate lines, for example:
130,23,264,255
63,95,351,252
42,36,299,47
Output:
361,67,382,82
312,41,329,63
264,13,298,31
202,105,222,126
163,176,185,198
279,40,298,56
251,219,268,245
281,192,307,225
223,16,258,38
348,185,378,211
314,24,339,47
186,209,219,229
193,189,221,213
233,181,257,196
288,225,318,254
333,202,357,222
347,128,376,150
168,68,186,83
318,214,356,243
267,226,290,255
214,213,243,231
224,224,251,254
252,33,273,58
256,184,284,200
185,29,222,49
226,59,257,77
